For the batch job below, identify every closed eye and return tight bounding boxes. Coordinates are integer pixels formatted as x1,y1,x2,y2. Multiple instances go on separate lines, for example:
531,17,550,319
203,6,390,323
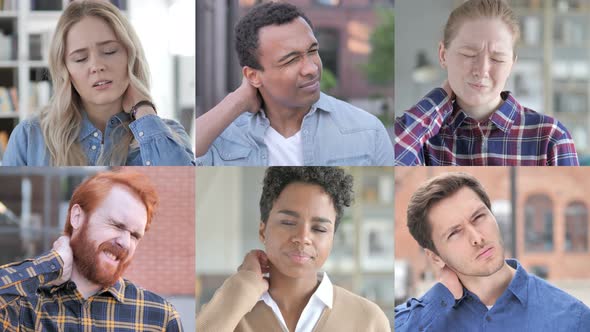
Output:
448,228,461,239
74,57,87,63
312,227,327,233
281,220,296,226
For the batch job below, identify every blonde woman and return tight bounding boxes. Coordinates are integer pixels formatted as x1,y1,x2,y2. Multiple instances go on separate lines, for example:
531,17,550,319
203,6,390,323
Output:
3,1,194,166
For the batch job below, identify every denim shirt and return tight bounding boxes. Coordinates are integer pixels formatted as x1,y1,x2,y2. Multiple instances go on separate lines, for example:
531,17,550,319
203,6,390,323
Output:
395,259,590,332
2,112,195,166
196,92,394,166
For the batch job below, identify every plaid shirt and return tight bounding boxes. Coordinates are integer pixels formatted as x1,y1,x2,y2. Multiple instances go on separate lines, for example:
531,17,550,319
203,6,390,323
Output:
0,251,183,332
394,88,579,166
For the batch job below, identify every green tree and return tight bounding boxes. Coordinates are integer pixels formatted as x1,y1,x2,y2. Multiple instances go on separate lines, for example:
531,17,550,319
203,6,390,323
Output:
320,67,337,93
364,8,394,86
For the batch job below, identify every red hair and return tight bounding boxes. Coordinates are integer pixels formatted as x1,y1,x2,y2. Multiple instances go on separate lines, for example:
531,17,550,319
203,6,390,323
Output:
64,171,159,236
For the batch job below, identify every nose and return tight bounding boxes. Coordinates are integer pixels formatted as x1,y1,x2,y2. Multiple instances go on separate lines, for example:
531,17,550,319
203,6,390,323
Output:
467,225,485,247
300,54,318,77
89,54,106,74
115,231,131,249
472,54,490,79
291,225,312,246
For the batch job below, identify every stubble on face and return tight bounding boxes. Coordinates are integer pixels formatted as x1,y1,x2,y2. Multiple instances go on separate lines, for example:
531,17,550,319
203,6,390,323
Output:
70,220,131,288
429,188,507,279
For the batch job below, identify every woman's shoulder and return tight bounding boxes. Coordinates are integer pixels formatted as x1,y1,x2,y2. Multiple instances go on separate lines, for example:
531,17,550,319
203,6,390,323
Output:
332,285,384,313
508,95,571,136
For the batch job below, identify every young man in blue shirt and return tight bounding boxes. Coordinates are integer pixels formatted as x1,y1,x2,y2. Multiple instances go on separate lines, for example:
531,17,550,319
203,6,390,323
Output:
395,172,590,331
195,2,394,166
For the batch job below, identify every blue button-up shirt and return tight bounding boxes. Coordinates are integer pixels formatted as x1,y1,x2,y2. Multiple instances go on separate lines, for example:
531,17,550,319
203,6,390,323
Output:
395,259,590,331
2,112,195,166
196,92,394,166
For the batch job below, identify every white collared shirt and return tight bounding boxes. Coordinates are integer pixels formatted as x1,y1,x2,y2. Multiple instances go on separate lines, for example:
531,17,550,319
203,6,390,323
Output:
259,272,333,332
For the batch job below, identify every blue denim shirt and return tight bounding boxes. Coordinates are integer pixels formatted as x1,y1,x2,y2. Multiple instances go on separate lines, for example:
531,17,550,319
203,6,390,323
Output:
2,112,195,166
196,92,394,166
395,259,590,332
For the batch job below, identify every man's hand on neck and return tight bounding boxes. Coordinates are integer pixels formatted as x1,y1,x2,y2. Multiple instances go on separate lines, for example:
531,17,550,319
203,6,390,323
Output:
439,264,464,300
49,236,73,287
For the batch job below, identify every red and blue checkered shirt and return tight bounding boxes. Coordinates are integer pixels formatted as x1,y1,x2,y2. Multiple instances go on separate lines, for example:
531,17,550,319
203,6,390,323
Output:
394,88,579,166
0,250,183,332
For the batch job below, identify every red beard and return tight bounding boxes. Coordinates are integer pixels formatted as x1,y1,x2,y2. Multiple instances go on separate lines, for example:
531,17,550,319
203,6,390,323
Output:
70,222,131,288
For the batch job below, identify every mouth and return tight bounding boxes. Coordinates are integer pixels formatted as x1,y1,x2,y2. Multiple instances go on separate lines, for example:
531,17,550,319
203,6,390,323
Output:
102,250,120,264
92,80,113,89
468,82,488,90
299,77,320,91
287,252,314,264
476,246,494,260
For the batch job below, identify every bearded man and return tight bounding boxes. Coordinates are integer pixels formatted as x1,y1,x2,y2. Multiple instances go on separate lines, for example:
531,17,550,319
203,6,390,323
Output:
0,171,183,331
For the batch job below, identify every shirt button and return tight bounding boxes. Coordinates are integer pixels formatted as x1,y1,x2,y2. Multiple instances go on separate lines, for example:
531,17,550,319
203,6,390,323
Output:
486,316,491,322
93,132,98,137
145,160,151,166
440,300,447,307
50,264,56,270
303,129,309,135
139,131,144,137
91,145,97,150
110,119,116,125
262,154,267,159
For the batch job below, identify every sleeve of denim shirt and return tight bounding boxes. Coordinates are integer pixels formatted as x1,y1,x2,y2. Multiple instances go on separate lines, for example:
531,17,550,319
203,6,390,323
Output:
128,115,195,166
394,88,454,166
374,117,395,166
2,119,31,166
394,283,455,332
575,301,590,332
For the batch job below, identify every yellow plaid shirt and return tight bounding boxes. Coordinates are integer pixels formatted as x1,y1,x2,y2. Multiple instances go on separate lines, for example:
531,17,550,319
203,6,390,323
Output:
0,250,183,331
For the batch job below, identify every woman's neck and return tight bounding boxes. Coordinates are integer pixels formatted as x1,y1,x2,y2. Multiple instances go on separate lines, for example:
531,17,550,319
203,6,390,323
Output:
83,99,123,133
456,95,503,123
268,268,320,331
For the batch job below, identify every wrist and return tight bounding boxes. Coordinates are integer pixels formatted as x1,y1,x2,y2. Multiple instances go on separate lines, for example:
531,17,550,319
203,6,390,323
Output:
133,106,157,119
130,100,157,120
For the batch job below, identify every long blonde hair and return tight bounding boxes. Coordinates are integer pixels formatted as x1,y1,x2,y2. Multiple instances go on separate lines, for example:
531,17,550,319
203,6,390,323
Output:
40,0,150,166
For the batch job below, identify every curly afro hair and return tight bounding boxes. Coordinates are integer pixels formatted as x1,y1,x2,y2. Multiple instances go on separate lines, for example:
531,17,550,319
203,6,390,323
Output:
235,2,313,70
259,167,354,231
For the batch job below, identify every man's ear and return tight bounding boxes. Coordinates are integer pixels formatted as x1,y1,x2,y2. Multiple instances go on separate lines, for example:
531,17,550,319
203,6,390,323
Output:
438,41,447,69
243,66,262,88
69,204,86,232
259,221,267,244
425,248,446,269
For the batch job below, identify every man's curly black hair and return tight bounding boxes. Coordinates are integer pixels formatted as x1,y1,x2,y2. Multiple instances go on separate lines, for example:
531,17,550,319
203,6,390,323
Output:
259,167,354,231
235,2,313,70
